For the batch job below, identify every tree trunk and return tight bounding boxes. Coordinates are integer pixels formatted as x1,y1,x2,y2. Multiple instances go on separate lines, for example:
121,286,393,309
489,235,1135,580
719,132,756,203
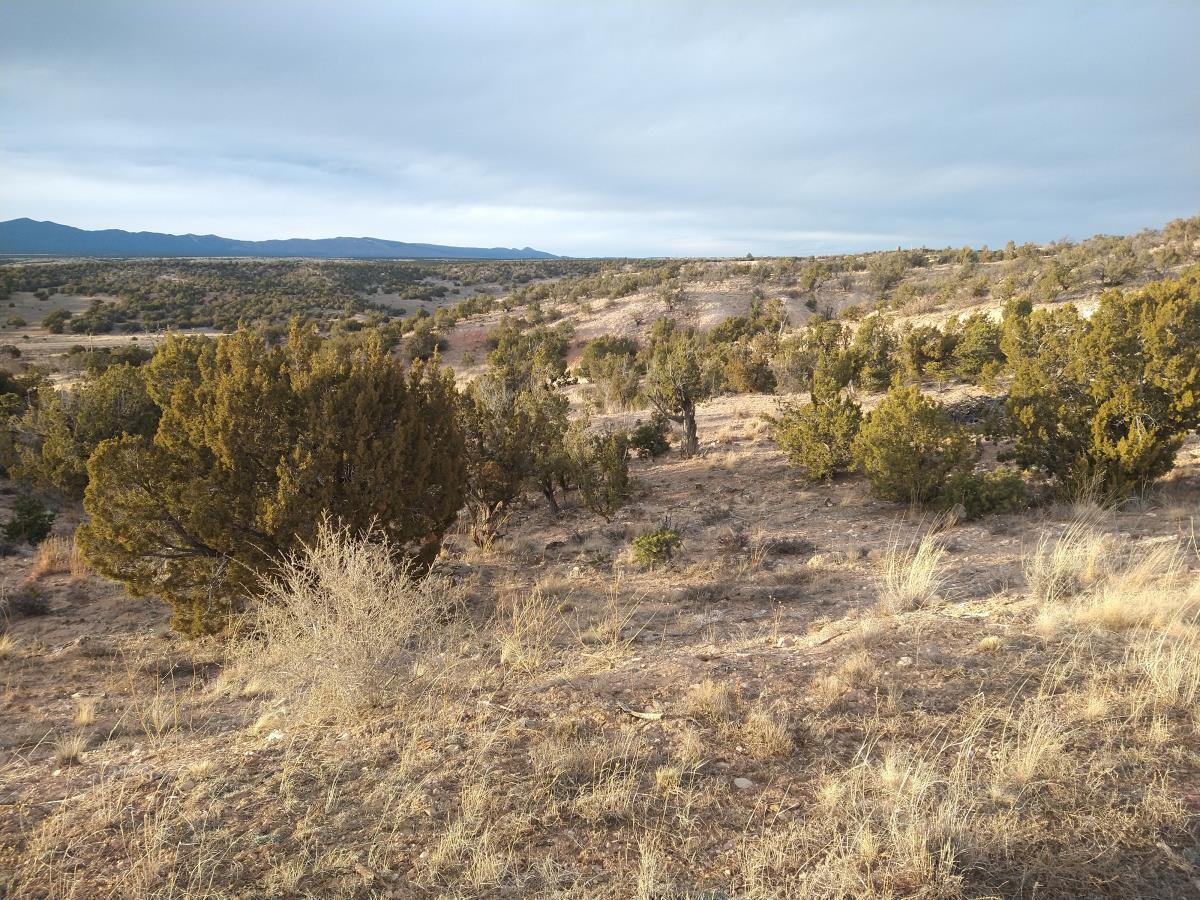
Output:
681,400,699,457
541,483,561,516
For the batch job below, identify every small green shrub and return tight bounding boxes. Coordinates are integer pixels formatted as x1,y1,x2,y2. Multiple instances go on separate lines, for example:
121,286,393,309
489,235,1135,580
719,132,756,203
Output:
4,494,55,545
631,526,682,568
937,468,1029,519
568,428,631,522
852,385,977,504
628,416,671,459
772,391,861,482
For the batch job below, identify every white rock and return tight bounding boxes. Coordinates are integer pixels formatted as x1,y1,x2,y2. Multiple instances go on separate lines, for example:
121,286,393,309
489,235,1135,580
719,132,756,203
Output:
733,776,755,790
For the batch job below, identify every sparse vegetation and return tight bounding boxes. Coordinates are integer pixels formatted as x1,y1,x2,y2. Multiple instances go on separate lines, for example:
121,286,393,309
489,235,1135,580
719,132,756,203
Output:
631,526,682,568
4,218,1200,898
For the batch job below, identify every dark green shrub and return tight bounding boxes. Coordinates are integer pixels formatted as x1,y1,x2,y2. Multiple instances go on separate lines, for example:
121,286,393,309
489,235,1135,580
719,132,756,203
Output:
772,391,861,482
898,324,957,382
568,428,631,521
577,335,640,380
722,343,777,394
852,385,977,504
12,365,161,499
631,526,682,568
629,415,671,459
80,325,467,635
937,469,1029,519
42,309,72,334
1006,268,1200,497
850,315,898,391
4,494,55,545
951,313,1004,383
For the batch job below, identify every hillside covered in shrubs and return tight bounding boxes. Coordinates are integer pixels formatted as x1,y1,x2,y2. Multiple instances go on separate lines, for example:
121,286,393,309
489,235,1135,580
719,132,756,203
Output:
2,217,1200,898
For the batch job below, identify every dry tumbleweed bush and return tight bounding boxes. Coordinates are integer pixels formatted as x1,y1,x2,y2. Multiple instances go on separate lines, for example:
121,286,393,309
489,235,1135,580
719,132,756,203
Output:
236,520,467,723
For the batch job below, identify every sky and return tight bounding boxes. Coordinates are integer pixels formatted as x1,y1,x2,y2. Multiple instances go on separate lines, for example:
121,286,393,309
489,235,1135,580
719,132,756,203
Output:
1,1,1198,257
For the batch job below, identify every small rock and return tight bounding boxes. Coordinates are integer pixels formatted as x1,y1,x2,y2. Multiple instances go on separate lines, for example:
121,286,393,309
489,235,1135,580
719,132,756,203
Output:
733,776,755,790
896,656,914,668
266,730,284,742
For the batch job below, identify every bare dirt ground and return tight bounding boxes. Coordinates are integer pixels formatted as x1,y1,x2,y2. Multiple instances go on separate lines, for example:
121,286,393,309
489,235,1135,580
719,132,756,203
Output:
3,392,1200,898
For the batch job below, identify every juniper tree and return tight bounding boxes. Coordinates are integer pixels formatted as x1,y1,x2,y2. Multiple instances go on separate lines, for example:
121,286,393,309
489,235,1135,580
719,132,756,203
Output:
852,384,977,504
459,372,534,547
850,314,898,392
641,323,714,457
1006,267,1200,497
79,324,466,635
566,424,631,521
13,364,159,499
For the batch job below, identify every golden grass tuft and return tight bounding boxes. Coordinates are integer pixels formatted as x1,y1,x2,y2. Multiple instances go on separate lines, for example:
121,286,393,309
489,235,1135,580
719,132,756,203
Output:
74,698,98,728
738,704,795,759
1024,517,1108,605
684,679,738,723
976,635,1005,653
31,532,88,580
53,733,87,767
0,633,18,659
877,526,948,614
1074,540,1194,630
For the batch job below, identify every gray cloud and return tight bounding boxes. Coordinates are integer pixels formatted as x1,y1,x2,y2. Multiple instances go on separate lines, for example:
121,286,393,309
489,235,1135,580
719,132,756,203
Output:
2,0,1197,256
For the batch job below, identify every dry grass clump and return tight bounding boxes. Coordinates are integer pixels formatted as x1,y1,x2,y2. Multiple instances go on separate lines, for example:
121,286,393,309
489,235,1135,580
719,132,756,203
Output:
877,526,948,614
1024,517,1108,604
684,679,738,723
236,520,467,724
1127,630,1200,713
31,532,88,580
74,697,98,727
1074,540,1194,630
976,634,1005,652
837,647,875,685
737,704,795,759
497,588,560,673
992,703,1067,790
0,632,18,658
576,578,642,649
53,733,87,767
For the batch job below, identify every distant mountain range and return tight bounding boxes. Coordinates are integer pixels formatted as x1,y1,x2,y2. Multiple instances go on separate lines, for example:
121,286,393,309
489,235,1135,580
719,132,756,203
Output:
0,218,560,260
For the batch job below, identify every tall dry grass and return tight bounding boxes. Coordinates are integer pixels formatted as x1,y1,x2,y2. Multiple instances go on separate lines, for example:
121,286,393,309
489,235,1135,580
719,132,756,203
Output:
235,520,467,724
877,524,948,614
31,532,88,580
1024,516,1109,605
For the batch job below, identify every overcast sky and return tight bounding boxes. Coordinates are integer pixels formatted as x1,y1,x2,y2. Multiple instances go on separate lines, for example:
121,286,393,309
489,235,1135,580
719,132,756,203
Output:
2,1,1197,257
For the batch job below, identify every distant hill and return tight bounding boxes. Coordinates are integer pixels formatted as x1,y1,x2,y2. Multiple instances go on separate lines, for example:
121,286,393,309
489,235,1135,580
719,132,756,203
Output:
0,218,560,260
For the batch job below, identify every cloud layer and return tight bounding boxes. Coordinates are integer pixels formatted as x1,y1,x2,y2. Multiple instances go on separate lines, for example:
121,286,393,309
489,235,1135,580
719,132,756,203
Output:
2,1,1197,256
